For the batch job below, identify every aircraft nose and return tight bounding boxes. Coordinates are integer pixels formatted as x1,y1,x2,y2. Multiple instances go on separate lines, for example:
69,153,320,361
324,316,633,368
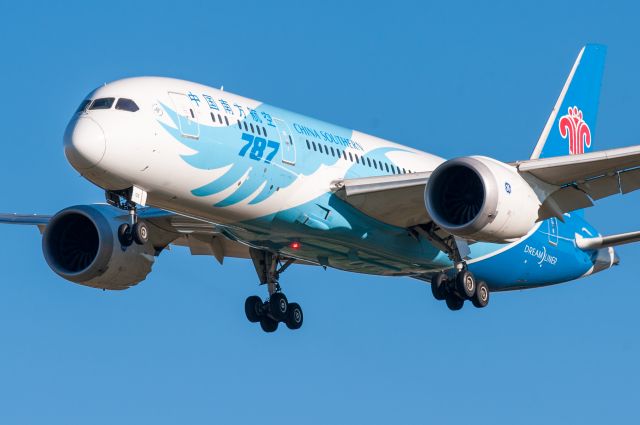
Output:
63,116,106,170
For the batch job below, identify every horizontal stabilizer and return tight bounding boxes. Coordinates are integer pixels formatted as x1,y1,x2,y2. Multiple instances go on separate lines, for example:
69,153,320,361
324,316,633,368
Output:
576,230,640,250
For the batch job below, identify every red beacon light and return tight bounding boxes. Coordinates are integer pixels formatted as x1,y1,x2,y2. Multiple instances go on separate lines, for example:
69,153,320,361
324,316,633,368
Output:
290,241,301,250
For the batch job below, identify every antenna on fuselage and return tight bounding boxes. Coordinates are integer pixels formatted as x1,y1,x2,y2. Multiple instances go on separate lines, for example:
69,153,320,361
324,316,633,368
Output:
220,85,224,91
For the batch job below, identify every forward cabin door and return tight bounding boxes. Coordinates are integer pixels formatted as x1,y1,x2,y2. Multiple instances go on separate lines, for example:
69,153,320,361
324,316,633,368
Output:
274,118,296,165
168,92,200,139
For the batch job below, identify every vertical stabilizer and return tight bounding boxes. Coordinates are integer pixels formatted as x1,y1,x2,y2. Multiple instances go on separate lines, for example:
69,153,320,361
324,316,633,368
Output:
530,44,607,159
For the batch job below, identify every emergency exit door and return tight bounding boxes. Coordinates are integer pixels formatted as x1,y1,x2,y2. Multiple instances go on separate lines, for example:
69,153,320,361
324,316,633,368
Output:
168,92,200,139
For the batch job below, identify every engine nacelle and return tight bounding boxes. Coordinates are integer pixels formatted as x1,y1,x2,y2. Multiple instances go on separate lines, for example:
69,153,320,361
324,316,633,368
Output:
42,204,156,290
425,156,540,243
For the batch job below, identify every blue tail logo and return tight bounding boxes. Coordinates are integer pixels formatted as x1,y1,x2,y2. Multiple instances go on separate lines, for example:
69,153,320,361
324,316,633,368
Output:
531,44,606,159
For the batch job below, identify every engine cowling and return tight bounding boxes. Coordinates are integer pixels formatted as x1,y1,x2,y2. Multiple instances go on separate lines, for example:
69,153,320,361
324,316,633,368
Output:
42,204,156,290
424,156,541,243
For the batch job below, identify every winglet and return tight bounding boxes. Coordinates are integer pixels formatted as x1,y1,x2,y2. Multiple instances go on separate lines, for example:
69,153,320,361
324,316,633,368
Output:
530,44,607,159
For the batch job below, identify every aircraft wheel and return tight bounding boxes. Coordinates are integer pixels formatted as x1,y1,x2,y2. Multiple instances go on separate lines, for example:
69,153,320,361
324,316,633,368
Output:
472,281,490,308
245,295,263,323
431,273,448,301
117,223,133,247
285,302,304,330
260,316,279,333
269,292,288,321
132,221,149,245
456,270,476,299
445,294,464,311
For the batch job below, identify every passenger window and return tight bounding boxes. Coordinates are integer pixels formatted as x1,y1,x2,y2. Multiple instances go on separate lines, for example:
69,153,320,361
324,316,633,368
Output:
76,99,91,113
343,151,347,160
330,147,335,157
262,127,267,137
243,122,248,131
306,140,311,150
385,163,390,172
256,126,261,136
312,141,317,151
89,97,115,110
115,98,139,112
237,120,242,129
218,114,223,123
211,112,216,123
349,152,354,162
250,123,255,133
324,145,329,155
224,116,229,126
366,157,372,167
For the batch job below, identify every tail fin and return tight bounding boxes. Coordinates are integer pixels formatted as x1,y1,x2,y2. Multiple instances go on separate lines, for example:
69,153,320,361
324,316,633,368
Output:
530,44,607,159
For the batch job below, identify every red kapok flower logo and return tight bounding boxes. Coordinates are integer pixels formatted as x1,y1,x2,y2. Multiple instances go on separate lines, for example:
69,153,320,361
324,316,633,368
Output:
559,106,591,155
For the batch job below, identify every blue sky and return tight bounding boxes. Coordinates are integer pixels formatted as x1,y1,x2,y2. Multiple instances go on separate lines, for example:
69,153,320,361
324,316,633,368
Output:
0,1,639,423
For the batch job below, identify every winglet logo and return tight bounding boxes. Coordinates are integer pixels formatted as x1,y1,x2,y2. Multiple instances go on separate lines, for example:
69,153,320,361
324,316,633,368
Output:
559,106,591,155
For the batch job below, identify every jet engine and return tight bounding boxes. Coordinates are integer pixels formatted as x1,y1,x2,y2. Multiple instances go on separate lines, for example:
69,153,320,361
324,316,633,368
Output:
42,204,156,290
424,156,541,243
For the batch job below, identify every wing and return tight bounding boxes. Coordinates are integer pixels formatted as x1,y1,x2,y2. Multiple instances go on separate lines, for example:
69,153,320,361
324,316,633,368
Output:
0,207,252,264
516,144,640,218
0,213,52,233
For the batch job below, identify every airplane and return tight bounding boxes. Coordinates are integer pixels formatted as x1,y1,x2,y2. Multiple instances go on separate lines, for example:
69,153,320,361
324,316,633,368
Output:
2,44,640,333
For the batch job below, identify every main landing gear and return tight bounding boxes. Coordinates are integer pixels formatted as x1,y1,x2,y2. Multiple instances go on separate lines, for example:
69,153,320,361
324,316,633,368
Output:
431,270,490,311
245,248,304,333
415,223,490,311
106,186,150,248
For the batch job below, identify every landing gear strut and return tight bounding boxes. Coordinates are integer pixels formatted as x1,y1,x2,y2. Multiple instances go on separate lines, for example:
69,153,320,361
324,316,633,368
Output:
416,223,491,311
244,248,303,332
106,186,149,247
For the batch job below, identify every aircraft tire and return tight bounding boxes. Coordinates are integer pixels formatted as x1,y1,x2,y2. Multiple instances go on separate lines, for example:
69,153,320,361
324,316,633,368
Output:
472,281,490,308
260,316,279,333
445,294,464,311
245,296,263,323
132,221,149,245
456,270,476,299
285,302,303,330
117,223,133,247
431,273,448,300
269,292,288,321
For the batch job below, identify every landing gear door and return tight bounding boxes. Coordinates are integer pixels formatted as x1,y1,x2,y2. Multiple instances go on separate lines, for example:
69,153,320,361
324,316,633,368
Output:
168,92,200,139
548,218,559,246
274,118,296,165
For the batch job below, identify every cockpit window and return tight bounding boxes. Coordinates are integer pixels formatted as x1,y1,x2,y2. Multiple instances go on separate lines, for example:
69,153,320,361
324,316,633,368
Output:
89,97,115,110
115,98,139,112
76,99,91,113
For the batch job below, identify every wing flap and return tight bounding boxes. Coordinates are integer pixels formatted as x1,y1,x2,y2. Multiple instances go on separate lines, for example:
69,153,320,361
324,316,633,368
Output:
332,172,432,228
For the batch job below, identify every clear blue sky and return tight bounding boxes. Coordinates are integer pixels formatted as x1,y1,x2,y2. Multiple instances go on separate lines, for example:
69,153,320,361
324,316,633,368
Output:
0,1,638,424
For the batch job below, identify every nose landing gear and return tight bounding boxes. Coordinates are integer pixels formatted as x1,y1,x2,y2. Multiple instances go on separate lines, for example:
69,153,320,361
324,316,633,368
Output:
106,186,149,247
244,248,304,332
